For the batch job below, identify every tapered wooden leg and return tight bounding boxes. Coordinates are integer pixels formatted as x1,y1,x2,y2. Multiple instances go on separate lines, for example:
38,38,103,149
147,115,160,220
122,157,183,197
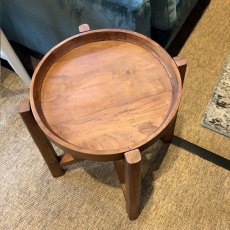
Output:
161,56,187,143
124,149,141,220
113,159,126,195
113,149,141,220
18,100,65,177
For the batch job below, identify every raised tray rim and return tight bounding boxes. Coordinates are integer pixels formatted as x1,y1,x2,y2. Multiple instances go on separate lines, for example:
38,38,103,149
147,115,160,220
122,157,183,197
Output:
30,29,182,160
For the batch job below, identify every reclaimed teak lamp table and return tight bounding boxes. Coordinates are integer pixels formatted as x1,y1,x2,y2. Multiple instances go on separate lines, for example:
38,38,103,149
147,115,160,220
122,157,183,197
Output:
19,25,186,220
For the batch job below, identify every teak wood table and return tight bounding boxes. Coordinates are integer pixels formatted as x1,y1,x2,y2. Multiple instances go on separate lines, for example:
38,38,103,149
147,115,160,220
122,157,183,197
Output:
19,25,186,220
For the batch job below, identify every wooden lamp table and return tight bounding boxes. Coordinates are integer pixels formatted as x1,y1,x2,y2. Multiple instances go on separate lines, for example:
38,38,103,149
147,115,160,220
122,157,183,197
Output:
19,25,186,220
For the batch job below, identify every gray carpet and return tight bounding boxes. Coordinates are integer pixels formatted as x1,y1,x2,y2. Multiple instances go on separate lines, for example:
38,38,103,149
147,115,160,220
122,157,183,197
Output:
1,67,230,229
202,54,230,137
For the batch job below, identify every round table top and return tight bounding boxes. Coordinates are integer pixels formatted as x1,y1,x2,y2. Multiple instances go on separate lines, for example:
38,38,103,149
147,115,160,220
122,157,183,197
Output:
30,29,181,159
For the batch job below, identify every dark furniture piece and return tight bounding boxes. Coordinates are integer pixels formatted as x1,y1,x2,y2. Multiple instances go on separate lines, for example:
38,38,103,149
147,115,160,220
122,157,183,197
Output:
1,0,199,54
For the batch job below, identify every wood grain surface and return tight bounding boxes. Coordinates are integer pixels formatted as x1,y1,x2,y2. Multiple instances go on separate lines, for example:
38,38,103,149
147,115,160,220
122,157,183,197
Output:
30,30,182,159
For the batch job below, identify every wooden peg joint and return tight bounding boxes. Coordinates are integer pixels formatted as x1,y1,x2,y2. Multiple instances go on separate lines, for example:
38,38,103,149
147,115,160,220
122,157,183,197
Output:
78,24,90,33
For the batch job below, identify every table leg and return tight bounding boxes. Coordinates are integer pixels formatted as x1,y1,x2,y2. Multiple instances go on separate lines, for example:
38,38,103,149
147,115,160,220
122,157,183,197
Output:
18,100,65,178
114,149,141,220
161,117,177,143
113,159,126,196
161,56,187,143
124,149,141,220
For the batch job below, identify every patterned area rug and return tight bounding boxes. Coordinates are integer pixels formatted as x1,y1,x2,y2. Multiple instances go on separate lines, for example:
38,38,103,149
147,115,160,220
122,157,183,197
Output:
202,54,230,137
